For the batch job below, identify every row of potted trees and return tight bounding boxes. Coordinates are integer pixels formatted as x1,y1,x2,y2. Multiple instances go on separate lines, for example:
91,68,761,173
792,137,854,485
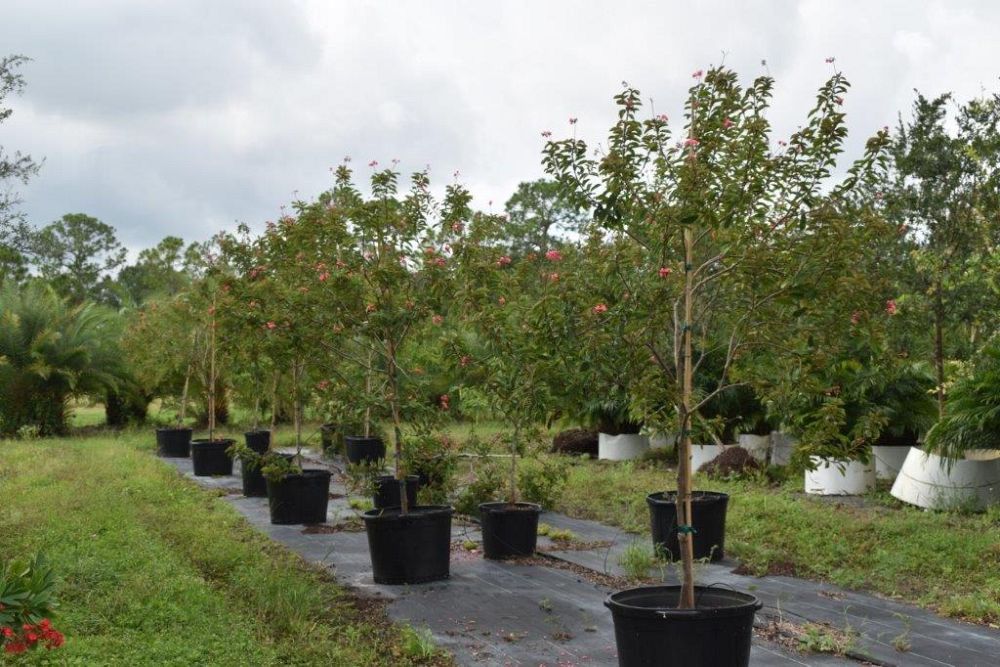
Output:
137,65,1000,666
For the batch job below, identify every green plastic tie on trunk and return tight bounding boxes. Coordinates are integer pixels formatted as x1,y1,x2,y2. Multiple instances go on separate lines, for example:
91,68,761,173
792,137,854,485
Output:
676,525,697,535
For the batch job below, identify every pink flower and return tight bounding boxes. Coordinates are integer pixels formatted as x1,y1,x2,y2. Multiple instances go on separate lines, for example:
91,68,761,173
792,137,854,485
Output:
439,394,450,410
825,57,836,64
318,272,329,282
498,296,506,306
496,255,512,267
658,266,672,278
684,138,699,147
316,380,331,390
885,299,898,316
722,118,734,129
451,221,464,233
548,272,560,282
460,355,471,367
850,311,861,325
656,114,669,122
435,257,446,267
265,321,277,330
424,247,436,255
541,130,552,138
592,303,608,314
692,69,704,78
368,160,378,167
834,96,844,105
545,249,563,261
432,315,444,325
569,117,578,125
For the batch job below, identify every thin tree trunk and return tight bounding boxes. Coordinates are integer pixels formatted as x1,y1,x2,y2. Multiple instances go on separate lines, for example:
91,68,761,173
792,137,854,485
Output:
179,361,192,425
270,370,279,437
934,278,946,417
509,424,520,505
387,339,407,515
677,226,696,609
292,358,302,455
208,297,217,441
364,348,373,437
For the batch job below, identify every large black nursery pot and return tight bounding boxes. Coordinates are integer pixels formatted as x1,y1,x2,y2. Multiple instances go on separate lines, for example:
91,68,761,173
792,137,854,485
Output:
240,430,272,497
191,438,235,476
647,491,729,562
156,427,193,457
374,475,420,510
344,435,386,465
479,502,542,560
362,506,453,584
266,469,332,524
606,585,761,667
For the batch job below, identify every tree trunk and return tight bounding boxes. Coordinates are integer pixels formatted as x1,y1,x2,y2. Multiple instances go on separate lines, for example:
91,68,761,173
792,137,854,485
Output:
934,278,946,417
387,339,408,515
677,226,696,609
509,425,520,504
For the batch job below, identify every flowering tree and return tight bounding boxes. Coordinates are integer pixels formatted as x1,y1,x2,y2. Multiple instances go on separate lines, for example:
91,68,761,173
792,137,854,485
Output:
330,163,455,514
544,65,888,607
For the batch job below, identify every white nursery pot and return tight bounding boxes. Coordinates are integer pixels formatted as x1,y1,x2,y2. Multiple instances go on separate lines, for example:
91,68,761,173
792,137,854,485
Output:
690,443,729,472
804,456,875,495
890,447,1000,511
770,431,796,466
872,446,910,481
737,433,770,462
647,433,670,450
598,433,650,461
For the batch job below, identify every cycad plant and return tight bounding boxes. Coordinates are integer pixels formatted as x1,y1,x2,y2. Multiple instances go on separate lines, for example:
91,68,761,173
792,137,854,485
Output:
0,283,124,435
924,340,1000,460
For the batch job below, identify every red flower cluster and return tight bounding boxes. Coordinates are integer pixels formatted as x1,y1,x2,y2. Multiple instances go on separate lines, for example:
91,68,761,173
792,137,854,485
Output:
885,299,898,315
592,303,608,314
2,619,64,653
545,249,563,262
496,255,512,268
658,266,672,278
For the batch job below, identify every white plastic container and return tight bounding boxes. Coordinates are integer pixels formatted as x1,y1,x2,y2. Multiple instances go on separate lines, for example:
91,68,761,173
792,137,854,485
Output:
648,433,671,450
890,447,1000,511
872,446,910,481
689,443,729,472
770,431,796,466
598,433,650,461
804,456,876,495
737,433,770,463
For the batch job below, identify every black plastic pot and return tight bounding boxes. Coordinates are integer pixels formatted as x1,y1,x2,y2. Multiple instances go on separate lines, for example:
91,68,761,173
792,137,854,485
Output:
191,439,235,476
362,506,453,584
606,585,761,666
240,430,272,497
344,435,386,465
647,491,729,562
156,427,193,457
266,469,332,525
479,502,542,559
374,475,420,510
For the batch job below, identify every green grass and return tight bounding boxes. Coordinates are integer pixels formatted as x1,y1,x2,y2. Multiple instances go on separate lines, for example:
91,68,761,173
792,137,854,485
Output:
0,431,450,665
554,457,1000,625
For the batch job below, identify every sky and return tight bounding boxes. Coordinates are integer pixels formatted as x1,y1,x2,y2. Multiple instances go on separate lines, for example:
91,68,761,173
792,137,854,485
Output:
2,0,998,255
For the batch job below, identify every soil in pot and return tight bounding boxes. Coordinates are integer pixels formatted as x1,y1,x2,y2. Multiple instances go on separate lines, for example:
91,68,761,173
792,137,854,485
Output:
479,502,542,559
374,475,419,510
191,439,235,476
647,491,729,562
266,469,332,525
344,435,386,465
606,585,761,667
362,505,453,584
156,427,193,457
240,430,271,497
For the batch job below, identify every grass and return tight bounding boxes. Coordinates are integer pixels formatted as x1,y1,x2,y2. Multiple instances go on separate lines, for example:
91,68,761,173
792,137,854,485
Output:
553,457,1000,625
0,431,450,665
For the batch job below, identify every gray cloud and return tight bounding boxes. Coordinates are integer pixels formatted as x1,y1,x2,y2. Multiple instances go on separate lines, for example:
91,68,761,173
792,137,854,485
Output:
3,0,999,254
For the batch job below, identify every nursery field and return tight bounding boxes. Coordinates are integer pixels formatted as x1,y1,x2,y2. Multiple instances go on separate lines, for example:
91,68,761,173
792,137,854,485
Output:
555,457,1000,626
0,432,449,666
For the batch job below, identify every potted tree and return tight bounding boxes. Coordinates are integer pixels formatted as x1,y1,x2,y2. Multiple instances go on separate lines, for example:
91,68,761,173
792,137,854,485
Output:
449,207,571,559
545,65,888,664
331,163,455,583
896,340,1000,510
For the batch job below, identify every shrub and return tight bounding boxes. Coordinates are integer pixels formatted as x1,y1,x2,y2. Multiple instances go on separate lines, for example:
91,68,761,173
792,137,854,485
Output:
517,456,568,509
454,456,506,516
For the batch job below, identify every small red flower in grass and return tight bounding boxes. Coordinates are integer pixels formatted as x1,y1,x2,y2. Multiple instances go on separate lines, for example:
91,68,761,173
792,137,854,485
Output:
592,303,608,314
4,642,27,654
318,272,329,282
460,355,471,367
439,394,450,410
432,315,444,326
548,272,560,283
885,299,898,315
722,118,734,129
851,311,862,325
265,321,277,330
496,255,512,267
1,627,13,638
498,296,506,306
658,266,672,278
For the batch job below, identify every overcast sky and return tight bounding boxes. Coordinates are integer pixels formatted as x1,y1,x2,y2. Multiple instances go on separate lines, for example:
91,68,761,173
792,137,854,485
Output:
3,0,998,254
